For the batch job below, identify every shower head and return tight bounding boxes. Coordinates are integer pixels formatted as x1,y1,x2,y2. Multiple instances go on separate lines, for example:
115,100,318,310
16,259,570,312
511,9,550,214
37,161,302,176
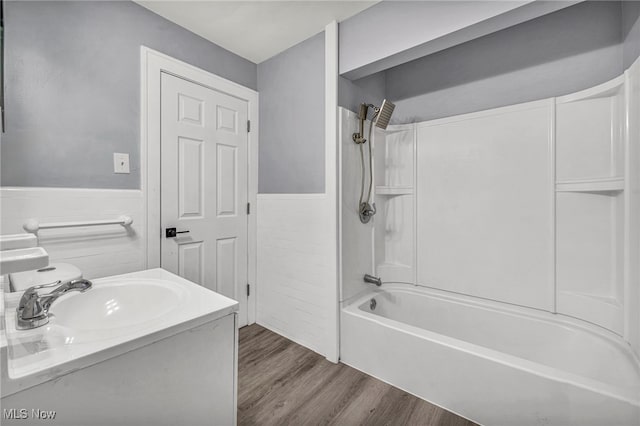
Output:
352,99,396,144
374,99,395,130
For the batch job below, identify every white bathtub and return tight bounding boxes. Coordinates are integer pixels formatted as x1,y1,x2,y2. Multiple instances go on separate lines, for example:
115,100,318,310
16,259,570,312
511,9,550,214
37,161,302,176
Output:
340,284,640,426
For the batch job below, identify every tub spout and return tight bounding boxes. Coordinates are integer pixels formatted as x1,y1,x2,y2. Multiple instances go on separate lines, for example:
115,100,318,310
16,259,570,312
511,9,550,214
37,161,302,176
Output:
364,274,382,287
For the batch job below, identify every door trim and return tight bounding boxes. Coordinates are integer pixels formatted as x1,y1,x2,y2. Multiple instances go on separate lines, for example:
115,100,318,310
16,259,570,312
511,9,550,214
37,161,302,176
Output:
140,46,259,325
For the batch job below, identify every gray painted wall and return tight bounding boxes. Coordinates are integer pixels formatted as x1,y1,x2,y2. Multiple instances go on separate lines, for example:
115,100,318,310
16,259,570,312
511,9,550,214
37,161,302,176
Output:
338,72,386,115
2,1,256,189
385,1,624,123
257,32,325,194
623,1,640,69
386,2,623,123
337,0,576,79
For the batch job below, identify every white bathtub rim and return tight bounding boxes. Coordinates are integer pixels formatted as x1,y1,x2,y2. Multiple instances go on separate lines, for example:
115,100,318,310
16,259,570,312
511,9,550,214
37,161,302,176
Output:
361,282,640,369
342,286,640,406
342,303,640,407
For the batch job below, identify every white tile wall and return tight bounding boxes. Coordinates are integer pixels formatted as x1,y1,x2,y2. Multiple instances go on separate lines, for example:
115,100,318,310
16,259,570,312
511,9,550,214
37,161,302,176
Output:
0,188,146,279
256,194,334,355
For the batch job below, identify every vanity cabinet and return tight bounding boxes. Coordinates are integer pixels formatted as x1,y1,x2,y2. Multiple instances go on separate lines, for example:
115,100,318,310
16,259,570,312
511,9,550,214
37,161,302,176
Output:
1,269,239,426
2,313,237,425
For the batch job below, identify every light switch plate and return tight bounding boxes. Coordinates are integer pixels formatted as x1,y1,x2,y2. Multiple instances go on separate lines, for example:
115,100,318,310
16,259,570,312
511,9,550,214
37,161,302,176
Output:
113,153,130,174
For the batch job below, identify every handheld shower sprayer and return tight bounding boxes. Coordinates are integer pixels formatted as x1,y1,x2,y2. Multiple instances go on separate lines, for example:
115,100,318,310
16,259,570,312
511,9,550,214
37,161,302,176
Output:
352,100,395,144
353,103,372,144
352,99,395,224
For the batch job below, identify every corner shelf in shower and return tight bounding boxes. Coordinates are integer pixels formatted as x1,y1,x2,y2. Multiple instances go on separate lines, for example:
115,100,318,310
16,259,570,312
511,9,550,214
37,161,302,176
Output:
555,177,624,193
375,186,414,195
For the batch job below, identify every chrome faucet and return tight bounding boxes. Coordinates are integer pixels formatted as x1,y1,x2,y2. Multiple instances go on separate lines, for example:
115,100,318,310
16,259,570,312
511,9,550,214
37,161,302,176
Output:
16,279,92,330
364,274,382,287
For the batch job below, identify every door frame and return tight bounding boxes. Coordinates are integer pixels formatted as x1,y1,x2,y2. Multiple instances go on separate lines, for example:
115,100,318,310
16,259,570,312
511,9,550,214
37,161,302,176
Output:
140,46,259,325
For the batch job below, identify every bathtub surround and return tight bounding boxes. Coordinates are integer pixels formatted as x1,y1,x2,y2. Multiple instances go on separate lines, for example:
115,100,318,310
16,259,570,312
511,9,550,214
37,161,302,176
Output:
342,64,639,335
257,31,325,194
1,0,256,189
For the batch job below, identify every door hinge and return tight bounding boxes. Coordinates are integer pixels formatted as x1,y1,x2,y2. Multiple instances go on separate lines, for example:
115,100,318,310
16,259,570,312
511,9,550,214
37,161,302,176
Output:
247,202,250,215
247,283,250,297
247,120,251,133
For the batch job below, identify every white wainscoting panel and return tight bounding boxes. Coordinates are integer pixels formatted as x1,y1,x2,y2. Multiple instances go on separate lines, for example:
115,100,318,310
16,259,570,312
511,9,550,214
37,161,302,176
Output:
0,188,146,279
256,194,334,355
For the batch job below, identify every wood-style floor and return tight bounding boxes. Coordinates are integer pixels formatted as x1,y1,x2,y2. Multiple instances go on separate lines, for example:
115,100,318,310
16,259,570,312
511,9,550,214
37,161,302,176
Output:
238,324,477,426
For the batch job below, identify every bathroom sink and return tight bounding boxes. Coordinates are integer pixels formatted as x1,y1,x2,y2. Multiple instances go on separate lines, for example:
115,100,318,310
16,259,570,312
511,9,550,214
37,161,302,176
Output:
50,278,188,331
2,269,238,383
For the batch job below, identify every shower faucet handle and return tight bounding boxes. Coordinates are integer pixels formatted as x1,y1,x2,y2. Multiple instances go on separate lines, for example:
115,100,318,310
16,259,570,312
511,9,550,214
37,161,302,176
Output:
352,133,366,144
361,202,376,216
359,202,376,224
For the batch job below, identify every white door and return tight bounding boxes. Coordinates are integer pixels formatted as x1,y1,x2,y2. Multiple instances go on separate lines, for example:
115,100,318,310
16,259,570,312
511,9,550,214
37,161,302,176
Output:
160,72,249,327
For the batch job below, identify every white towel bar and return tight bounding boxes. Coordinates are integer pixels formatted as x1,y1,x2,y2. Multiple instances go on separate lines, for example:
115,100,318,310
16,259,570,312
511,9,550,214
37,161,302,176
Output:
23,216,133,234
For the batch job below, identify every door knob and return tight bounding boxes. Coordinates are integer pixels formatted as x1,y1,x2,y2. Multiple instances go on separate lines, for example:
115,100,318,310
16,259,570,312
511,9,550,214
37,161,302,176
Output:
165,228,190,238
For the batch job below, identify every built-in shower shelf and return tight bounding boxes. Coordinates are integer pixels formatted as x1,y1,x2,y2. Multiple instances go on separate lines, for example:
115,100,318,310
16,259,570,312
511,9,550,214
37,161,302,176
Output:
555,177,624,193
376,186,414,195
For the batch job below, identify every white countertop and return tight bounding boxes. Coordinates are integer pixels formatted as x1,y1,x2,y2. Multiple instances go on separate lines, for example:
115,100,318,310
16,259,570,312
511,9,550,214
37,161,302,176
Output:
1,268,238,398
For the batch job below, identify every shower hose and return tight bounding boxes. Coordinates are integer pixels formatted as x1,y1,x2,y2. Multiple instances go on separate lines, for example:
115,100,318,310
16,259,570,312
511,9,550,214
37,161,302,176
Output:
359,110,379,212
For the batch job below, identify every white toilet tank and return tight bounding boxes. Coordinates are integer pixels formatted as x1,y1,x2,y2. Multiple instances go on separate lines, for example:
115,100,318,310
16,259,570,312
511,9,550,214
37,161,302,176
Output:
9,263,83,292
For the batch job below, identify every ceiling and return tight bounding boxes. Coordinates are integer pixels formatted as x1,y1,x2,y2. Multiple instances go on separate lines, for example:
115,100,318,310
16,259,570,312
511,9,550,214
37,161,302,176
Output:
134,1,378,63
